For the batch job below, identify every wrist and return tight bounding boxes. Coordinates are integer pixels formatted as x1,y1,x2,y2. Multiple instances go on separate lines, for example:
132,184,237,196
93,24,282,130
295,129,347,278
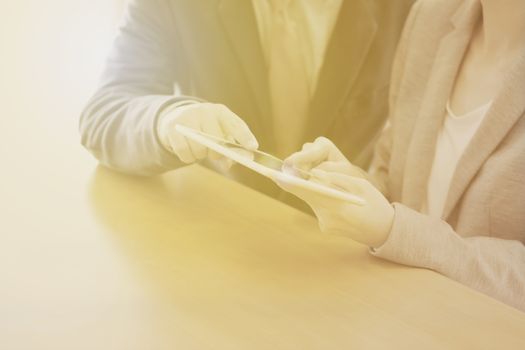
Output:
370,204,395,249
156,101,200,153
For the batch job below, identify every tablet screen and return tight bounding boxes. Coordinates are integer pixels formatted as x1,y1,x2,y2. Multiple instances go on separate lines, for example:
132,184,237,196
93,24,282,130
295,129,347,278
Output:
175,124,365,205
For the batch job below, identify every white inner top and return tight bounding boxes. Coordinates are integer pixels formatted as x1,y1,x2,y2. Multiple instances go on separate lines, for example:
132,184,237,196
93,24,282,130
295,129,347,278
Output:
424,100,492,218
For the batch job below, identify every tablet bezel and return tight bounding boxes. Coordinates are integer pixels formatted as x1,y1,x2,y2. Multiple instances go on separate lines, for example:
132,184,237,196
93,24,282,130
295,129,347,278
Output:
175,124,366,206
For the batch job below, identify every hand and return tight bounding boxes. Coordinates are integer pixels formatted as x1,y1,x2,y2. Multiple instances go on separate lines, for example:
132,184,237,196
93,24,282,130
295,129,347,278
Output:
158,103,258,168
283,137,368,179
275,169,394,248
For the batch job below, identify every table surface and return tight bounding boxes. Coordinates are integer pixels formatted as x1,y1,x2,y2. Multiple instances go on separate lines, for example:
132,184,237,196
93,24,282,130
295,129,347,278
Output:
2,161,525,349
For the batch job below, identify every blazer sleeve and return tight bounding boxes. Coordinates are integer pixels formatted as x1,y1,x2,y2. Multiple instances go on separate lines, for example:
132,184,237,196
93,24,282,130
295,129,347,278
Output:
79,0,202,175
368,1,422,196
372,203,525,312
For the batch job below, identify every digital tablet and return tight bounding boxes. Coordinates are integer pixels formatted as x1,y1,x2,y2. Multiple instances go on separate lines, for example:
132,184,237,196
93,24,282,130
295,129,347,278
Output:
175,125,366,206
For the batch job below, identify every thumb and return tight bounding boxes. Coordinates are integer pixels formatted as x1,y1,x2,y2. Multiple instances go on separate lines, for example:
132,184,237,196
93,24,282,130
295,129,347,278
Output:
310,169,365,195
216,157,234,172
218,107,259,150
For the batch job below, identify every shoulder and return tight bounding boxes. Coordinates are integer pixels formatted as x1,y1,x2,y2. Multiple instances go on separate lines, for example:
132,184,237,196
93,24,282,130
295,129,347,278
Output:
405,0,466,33
396,0,468,65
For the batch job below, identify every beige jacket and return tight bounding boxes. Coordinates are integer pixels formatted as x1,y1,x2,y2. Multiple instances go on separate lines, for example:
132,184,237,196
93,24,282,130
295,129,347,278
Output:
369,0,525,311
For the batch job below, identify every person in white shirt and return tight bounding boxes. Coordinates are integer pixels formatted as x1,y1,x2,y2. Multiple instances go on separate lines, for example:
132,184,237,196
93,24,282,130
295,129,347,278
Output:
278,0,525,311
80,0,414,207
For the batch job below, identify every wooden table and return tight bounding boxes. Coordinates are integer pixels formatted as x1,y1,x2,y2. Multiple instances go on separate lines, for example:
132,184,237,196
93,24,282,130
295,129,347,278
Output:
2,162,525,350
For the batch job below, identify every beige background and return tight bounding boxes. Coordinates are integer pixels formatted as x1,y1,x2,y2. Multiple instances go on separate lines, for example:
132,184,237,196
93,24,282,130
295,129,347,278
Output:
0,0,126,176
0,0,125,347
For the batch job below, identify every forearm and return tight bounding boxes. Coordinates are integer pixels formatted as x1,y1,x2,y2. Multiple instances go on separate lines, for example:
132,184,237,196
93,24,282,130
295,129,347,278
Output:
371,203,525,311
80,91,201,175
79,0,196,175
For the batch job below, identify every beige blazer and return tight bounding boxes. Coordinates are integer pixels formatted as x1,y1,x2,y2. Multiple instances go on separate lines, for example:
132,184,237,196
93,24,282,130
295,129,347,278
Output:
369,0,525,311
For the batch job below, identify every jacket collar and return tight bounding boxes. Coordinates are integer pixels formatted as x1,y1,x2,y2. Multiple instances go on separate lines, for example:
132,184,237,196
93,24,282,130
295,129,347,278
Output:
443,27,525,219
401,0,482,211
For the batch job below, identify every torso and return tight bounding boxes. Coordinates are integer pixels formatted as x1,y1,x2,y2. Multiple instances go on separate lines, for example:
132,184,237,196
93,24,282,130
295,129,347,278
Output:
449,20,520,114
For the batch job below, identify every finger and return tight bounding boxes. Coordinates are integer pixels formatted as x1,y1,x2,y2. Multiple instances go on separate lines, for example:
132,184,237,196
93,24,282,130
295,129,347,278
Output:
281,152,311,178
207,150,224,161
314,136,346,160
308,172,333,187
217,158,234,172
214,149,253,171
314,161,368,179
168,132,196,164
301,142,314,151
283,141,330,172
310,169,366,195
217,105,259,150
274,177,309,199
314,161,352,174
273,173,321,202
201,117,227,161
274,177,334,213
186,139,207,160
183,119,207,160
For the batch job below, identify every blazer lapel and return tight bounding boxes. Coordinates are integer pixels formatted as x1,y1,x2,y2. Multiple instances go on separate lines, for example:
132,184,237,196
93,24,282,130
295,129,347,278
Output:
443,47,525,219
401,1,481,210
305,0,377,140
217,0,272,143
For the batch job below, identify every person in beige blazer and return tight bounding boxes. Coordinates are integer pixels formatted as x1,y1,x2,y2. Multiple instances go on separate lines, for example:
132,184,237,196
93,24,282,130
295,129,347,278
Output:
278,0,525,311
